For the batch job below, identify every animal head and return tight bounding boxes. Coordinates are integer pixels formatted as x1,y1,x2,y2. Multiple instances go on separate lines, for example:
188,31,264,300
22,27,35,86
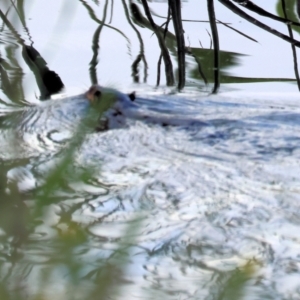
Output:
85,85,136,131
86,85,135,106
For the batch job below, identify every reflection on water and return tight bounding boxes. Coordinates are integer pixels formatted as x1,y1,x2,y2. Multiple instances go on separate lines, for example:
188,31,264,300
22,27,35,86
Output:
1,1,300,299
1,91,300,299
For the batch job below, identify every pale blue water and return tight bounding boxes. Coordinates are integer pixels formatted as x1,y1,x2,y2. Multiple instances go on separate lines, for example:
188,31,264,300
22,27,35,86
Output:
1,0,300,299
1,87,300,299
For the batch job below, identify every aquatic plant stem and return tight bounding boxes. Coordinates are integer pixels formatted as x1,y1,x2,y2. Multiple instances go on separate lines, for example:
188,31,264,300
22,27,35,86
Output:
109,0,114,24
207,0,220,93
122,0,148,83
281,0,300,91
168,0,185,90
89,0,109,85
219,0,300,47
231,0,300,27
157,7,171,86
140,0,174,86
185,47,208,85
80,0,131,53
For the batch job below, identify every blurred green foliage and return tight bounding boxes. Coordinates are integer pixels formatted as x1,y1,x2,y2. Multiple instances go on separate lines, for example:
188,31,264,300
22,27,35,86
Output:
277,0,300,35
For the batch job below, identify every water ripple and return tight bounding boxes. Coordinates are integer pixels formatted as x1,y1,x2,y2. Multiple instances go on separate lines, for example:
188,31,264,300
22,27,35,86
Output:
1,91,300,298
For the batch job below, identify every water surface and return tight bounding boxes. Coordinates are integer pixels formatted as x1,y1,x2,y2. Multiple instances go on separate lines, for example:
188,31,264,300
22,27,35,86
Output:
0,1,300,299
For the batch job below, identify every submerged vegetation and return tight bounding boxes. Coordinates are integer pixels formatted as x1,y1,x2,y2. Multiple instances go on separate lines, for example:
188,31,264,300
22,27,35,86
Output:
0,0,299,299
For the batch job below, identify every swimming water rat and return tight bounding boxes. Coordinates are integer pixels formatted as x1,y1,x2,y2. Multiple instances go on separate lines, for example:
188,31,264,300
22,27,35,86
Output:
85,84,139,131
84,84,206,131
0,84,205,137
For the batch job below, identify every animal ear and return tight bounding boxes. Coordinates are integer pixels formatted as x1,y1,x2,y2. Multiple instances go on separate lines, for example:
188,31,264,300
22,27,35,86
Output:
128,91,136,101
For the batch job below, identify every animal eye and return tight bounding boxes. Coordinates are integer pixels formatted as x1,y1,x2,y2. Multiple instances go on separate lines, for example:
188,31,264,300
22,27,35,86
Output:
94,90,101,97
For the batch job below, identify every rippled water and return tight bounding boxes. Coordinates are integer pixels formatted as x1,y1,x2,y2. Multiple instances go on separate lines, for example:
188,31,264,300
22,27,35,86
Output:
1,87,300,299
1,0,300,298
